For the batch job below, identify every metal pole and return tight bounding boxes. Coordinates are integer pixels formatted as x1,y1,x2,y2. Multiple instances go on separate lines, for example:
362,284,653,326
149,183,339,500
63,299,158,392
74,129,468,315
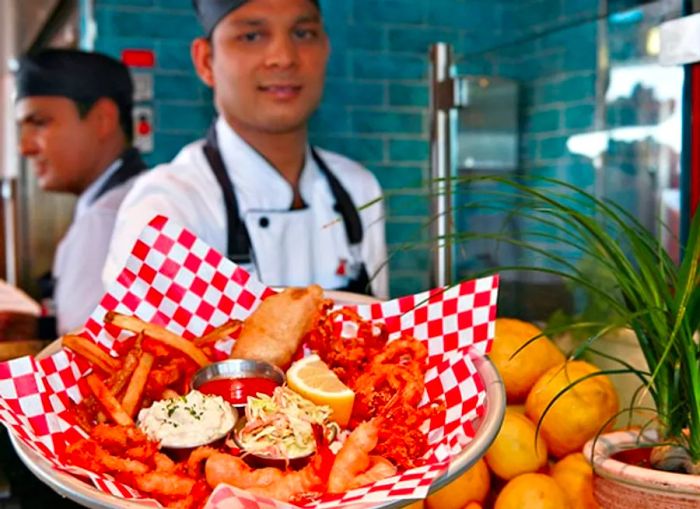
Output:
429,43,455,288
0,0,18,285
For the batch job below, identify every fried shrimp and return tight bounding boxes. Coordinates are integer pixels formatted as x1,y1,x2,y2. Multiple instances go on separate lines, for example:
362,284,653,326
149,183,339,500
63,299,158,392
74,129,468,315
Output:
328,419,380,493
347,456,397,490
132,471,196,497
186,446,218,477
204,453,284,489
204,427,334,503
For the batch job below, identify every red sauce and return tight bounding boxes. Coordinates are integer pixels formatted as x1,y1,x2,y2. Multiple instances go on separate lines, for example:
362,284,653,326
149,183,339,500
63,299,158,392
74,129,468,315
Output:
198,377,280,405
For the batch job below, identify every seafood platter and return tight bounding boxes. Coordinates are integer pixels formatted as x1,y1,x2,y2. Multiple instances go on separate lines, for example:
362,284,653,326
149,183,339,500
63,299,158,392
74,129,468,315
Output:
0,216,505,509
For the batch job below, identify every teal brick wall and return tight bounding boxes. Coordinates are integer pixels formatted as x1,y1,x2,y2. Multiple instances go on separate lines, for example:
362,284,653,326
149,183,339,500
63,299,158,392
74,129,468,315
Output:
87,0,661,299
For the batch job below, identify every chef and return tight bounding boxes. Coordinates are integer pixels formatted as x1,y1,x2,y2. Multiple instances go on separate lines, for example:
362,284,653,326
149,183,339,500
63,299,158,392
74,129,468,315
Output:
14,49,147,336
103,0,388,297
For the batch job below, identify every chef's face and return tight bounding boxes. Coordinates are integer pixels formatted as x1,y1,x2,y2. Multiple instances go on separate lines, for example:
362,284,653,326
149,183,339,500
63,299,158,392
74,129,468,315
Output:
192,0,329,136
16,96,102,194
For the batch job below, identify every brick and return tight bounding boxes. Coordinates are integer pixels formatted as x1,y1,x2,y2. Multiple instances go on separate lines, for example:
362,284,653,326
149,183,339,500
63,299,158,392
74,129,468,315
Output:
563,161,596,189
148,132,199,166
346,25,386,51
564,104,595,130
154,0,194,9
353,52,427,80
311,136,384,163
157,40,197,71
427,0,498,30
98,0,154,6
369,165,425,190
388,27,459,54
386,219,427,244
353,0,426,25
157,103,214,134
539,136,570,160
94,37,156,59
154,74,207,101
389,248,431,271
326,53,348,78
386,192,430,217
526,108,560,133
351,110,423,134
309,105,351,134
389,139,429,162
389,83,428,107
323,79,385,107
96,9,200,40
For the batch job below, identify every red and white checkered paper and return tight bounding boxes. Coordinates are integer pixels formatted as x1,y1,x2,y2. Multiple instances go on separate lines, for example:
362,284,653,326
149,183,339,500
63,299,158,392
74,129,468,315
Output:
0,215,499,509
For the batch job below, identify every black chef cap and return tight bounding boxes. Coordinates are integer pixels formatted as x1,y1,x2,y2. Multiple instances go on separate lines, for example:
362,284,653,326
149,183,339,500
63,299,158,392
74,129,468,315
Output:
15,49,133,110
193,0,321,37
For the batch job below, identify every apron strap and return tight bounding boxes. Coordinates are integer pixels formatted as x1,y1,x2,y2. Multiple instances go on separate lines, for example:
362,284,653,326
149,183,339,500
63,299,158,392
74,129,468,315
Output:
92,147,147,203
310,148,363,246
202,125,253,264
202,122,372,295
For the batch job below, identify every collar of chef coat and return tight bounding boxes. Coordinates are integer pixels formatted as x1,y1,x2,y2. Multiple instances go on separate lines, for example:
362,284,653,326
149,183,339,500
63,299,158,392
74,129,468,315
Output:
75,157,122,218
214,116,318,212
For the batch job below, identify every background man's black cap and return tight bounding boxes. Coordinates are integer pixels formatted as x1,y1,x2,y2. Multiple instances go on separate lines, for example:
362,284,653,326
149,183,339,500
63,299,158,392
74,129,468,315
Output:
192,0,321,37
14,49,133,110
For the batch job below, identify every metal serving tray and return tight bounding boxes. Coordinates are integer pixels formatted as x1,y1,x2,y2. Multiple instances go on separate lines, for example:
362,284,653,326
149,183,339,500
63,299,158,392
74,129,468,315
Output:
9,291,505,508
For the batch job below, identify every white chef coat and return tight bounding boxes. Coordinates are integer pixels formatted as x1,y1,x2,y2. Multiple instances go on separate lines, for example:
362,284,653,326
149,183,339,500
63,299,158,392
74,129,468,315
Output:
103,117,389,298
53,158,139,334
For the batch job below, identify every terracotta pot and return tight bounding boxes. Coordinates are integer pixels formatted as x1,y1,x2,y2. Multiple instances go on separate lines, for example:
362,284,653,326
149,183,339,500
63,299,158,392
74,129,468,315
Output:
583,430,700,508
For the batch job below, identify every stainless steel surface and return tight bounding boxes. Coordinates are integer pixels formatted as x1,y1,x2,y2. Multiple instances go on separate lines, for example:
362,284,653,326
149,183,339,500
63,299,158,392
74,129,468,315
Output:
429,42,456,288
10,294,506,508
190,358,286,402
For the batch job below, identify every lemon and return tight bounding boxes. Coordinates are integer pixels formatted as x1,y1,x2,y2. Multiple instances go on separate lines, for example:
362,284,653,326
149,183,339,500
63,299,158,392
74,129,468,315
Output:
492,318,566,403
495,473,571,509
525,360,619,458
551,453,600,509
485,408,548,480
286,354,355,427
425,458,490,509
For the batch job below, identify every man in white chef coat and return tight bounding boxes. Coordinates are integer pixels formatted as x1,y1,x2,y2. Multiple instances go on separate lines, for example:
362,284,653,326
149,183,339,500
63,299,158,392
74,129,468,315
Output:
103,0,388,297
12,49,146,337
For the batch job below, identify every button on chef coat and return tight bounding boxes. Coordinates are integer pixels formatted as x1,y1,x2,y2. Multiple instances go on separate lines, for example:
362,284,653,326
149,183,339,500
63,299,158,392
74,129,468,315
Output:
103,117,388,298
53,158,140,334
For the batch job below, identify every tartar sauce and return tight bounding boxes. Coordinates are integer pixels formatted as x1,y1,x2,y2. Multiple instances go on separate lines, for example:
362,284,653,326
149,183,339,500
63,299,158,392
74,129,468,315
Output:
137,390,236,448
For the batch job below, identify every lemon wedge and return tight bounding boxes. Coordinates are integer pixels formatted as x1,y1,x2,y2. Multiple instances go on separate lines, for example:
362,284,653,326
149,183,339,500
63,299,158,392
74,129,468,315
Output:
286,354,355,427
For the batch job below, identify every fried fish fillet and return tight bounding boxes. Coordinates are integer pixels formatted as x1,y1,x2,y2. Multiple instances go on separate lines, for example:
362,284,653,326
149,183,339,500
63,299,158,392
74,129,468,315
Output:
230,285,324,369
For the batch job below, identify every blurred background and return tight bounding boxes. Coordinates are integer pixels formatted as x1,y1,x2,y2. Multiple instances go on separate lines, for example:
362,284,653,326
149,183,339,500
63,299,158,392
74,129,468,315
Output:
0,0,693,319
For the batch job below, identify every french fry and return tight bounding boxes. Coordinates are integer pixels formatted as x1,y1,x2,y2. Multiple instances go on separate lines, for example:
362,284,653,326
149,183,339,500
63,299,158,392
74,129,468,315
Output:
86,373,133,427
62,335,120,373
104,311,209,367
107,333,143,397
193,319,242,346
121,352,154,418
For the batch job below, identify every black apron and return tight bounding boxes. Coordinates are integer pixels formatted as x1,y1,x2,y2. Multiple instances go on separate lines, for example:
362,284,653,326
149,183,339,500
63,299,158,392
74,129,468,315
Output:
37,148,147,339
201,124,372,295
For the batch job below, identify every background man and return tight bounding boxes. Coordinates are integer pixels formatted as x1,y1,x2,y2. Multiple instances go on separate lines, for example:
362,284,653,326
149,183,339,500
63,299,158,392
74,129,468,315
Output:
13,49,146,336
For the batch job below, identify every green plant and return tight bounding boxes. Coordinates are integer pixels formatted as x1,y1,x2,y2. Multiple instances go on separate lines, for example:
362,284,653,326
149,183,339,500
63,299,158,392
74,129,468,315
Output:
447,175,700,467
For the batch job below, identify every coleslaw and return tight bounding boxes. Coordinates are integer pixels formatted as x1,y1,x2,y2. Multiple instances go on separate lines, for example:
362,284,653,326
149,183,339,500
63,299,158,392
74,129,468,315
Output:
238,386,338,459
